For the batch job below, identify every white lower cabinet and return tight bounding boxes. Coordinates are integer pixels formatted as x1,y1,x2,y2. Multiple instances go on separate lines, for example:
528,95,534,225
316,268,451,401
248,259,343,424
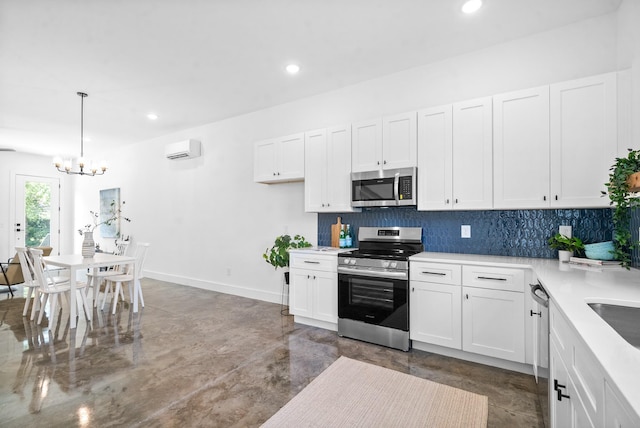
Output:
289,252,338,330
410,280,462,349
549,300,640,428
462,286,525,363
410,261,526,364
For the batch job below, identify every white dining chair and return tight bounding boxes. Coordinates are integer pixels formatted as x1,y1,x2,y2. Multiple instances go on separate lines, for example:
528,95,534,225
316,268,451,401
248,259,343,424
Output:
15,247,41,317
28,248,92,325
102,242,150,314
87,240,130,307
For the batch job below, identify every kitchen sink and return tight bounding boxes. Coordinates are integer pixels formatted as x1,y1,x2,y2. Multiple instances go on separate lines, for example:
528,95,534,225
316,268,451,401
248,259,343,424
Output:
588,302,640,349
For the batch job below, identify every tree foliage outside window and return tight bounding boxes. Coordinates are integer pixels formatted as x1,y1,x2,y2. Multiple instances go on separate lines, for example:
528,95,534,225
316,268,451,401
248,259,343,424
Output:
25,181,51,246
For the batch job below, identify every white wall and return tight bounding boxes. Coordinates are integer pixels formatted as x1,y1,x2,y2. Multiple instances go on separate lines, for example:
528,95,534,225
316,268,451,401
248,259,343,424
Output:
617,0,640,150
8,10,627,303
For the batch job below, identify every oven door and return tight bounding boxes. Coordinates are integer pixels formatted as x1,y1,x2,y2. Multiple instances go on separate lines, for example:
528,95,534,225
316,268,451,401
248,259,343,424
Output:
338,268,409,331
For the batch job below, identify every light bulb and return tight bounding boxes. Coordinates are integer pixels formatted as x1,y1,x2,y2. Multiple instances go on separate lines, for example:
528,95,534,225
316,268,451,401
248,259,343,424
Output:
462,0,482,14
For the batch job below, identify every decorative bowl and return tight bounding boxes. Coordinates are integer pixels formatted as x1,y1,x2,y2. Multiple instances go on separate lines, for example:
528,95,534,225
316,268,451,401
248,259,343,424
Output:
584,241,616,260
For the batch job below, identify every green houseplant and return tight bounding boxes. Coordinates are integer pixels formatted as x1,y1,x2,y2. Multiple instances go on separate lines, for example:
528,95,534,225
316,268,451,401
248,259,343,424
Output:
263,234,312,283
603,148,640,268
548,233,584,262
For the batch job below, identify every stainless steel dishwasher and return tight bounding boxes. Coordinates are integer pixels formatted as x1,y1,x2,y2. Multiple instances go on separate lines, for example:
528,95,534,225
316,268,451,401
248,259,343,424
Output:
530,281,549,427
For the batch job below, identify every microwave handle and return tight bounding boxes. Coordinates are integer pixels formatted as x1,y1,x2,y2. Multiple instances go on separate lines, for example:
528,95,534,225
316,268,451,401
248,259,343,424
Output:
394,172,400,204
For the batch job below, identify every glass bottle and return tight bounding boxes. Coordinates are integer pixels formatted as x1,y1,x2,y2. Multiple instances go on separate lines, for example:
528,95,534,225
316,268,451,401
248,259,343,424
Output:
345,225,352,248
339,225,346,248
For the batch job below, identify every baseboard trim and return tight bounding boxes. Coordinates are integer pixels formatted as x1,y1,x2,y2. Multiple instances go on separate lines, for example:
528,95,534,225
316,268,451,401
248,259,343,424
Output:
412,341,535,376
144,270,281,304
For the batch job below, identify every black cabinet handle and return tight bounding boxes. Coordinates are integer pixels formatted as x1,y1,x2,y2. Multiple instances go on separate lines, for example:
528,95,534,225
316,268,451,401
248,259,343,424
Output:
530,310,541,317
421,271,446,276
477,276,506,281
554,380,570,401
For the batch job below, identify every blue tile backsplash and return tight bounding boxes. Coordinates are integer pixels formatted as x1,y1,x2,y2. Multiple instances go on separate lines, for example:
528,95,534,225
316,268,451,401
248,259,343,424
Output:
319,207,618,260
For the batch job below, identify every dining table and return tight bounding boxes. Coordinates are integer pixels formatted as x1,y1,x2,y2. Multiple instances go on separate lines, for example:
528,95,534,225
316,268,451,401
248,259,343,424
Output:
44,253,137,328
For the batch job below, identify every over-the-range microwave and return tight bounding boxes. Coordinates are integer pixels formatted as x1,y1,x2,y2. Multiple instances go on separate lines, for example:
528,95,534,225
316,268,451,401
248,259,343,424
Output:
351,167,417,208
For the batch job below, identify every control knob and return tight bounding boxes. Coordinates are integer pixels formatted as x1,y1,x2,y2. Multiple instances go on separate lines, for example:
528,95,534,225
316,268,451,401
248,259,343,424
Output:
381,261,390,268
349,259,357,265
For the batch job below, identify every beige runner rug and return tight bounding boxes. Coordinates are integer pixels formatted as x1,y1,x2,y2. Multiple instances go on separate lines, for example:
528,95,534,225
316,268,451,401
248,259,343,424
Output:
262,356,488,428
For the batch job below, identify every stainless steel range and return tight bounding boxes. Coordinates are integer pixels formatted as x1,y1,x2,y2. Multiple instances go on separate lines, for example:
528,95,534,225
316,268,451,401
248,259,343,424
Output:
337,226,423,351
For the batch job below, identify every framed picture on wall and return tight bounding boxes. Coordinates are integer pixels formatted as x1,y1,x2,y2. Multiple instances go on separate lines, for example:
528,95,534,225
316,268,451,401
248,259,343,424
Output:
99,187,120,238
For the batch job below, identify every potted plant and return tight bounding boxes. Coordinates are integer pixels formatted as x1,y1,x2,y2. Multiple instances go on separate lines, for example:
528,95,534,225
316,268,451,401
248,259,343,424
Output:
548,233,584,262
263,234,312,283
603,148,640,268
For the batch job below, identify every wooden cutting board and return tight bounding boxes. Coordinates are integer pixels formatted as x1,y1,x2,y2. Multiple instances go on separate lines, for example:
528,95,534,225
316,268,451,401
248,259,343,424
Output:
331,217,342,248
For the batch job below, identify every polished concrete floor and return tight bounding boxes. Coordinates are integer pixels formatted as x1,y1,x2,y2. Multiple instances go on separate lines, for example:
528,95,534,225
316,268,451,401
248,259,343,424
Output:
0,280,545,427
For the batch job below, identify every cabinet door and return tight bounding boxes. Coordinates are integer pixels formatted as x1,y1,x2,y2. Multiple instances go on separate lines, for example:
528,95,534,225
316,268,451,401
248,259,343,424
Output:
382,111,417,170
326,125,354,212
462,286,525,362
313,271,338,323
452,97,493,209
254,139,277,182
417,105,453,210
278,133,305,181
493,86,550,209
304,129,327,212
550,339,573,428
550,72,617,208
604,381,640,428
289,270,312,318
410,281,461,349
352,118,383,172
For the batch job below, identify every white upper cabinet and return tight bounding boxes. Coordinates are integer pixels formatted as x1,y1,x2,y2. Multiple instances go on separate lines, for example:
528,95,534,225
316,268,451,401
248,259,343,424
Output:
452,97,493,210
493,86,551,209
305,125,355,212
382,112,417,170
418,99,492,211
352,118,382,172
254,133,305,183
351,112,417,172
417,105,454,210
304,129,327,212
550,72,617,208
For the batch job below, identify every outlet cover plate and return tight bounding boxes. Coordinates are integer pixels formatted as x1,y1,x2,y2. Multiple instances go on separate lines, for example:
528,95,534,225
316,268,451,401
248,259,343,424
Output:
461,225,471,239
559,225,572,238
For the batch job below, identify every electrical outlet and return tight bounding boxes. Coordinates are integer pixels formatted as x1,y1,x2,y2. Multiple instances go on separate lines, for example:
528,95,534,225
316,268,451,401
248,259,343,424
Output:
559,225,572,238
461,225,471,239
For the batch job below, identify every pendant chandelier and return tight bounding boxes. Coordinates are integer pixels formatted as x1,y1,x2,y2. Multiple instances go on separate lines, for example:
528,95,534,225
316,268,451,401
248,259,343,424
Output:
53,92,107,176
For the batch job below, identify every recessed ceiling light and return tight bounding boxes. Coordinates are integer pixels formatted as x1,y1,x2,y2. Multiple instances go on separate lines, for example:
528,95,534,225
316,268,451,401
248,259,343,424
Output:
462,0,482,14
147,113,158,120
285,64,300,75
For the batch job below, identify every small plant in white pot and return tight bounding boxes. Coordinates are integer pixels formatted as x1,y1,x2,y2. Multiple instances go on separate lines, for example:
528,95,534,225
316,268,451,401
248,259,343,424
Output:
548,233,584,262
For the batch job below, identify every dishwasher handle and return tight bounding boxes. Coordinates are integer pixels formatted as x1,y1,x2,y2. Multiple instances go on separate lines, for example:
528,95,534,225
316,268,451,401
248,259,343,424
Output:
530,282,549,308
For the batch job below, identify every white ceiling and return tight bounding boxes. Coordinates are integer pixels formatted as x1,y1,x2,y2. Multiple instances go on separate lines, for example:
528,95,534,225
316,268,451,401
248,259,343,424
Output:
0,0,622,158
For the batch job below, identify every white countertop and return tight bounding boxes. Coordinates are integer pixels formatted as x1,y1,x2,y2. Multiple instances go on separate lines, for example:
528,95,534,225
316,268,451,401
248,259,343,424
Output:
410,252,640,416
290,246,354,255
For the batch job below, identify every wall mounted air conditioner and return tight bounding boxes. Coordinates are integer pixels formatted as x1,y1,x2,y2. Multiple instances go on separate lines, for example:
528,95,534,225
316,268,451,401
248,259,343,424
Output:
165,139,201,160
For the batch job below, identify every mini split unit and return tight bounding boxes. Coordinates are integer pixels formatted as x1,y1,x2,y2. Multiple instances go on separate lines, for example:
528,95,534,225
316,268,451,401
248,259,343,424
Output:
165,139,201,160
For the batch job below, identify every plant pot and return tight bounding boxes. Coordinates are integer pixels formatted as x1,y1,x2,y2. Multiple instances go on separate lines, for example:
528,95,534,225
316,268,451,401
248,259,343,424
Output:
558,250,573,263
627,171,640,192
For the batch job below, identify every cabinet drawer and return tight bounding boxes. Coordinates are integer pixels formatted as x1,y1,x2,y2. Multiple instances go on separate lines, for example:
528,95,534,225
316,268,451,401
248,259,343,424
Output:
462,265,524,292
290,254,336,272
410,262,461,285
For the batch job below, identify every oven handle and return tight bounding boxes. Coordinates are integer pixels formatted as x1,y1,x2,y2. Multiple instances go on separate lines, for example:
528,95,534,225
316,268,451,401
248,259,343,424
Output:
338,266,408,280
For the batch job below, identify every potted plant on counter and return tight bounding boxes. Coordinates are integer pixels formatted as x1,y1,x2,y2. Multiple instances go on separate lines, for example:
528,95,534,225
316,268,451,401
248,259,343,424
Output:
603,148,640,268
548,233,584,262
263,234,312,284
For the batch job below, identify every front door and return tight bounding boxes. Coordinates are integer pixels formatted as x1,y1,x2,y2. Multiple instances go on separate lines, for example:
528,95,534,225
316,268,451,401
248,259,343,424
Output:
13,174,60,254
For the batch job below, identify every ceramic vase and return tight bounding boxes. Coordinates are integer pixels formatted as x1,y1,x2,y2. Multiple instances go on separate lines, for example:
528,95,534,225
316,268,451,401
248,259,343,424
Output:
82,231,95,258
